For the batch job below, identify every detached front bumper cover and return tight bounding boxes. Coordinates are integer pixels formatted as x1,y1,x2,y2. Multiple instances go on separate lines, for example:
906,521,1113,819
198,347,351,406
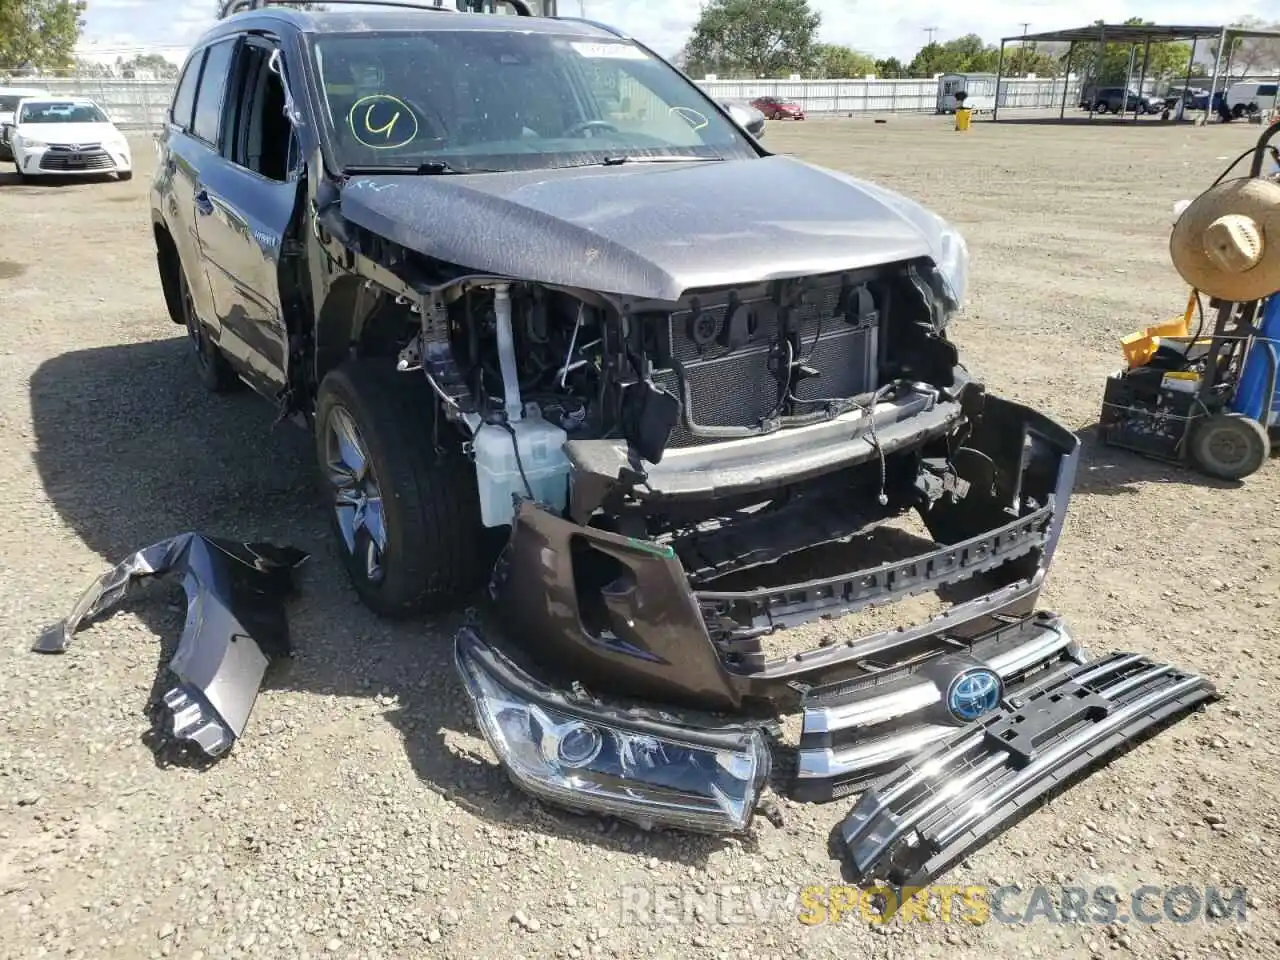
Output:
455,626,773,834
840,652,1219,886
34,534,308,758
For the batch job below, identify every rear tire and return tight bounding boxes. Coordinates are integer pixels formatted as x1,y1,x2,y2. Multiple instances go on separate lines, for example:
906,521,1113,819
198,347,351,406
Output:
177,262,238,393
314,359,492,618
1189,413,1270,480
1094,101,1109,114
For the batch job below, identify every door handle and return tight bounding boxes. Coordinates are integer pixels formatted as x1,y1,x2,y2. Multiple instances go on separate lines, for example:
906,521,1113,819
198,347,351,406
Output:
195,189,214,216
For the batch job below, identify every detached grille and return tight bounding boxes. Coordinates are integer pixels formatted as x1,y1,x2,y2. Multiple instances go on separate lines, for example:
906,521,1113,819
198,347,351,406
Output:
792,610,1082,802
40,145,113,172
654,272,880,447
839,652,1219,886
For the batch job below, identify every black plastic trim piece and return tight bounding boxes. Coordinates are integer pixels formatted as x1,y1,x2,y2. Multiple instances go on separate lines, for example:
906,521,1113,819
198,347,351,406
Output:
699,501,1054,644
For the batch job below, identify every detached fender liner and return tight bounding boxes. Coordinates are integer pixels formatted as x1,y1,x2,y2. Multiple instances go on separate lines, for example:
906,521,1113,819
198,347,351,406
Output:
838,652,1219,886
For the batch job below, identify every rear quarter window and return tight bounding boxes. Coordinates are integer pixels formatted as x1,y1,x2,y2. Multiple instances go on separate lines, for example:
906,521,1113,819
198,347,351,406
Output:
1260,85,1278,97
171,52,204,129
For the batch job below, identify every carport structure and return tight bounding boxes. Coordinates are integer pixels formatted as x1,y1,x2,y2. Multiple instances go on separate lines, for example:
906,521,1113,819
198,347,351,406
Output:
991,22,1280,122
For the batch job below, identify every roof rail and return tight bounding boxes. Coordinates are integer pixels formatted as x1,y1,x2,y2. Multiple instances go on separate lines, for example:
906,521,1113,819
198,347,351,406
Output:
552,16,627,38
218,0,533,19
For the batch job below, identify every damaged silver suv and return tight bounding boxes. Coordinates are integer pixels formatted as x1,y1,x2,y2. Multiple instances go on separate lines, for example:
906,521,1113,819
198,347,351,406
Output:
146,0,1216,884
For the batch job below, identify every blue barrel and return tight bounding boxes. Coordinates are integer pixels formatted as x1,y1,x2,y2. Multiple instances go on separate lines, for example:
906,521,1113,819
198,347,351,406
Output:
1232,294,1280,428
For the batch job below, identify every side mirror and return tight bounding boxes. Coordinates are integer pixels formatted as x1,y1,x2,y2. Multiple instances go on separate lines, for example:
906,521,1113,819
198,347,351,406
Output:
721,101,752,131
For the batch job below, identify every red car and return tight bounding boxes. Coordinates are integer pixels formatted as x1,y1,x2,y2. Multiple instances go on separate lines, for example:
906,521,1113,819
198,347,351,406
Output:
750,96,805,120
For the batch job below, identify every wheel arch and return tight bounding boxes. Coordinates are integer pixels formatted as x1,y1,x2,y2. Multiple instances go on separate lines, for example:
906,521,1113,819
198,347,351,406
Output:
153,221,184,326
313,274,421,387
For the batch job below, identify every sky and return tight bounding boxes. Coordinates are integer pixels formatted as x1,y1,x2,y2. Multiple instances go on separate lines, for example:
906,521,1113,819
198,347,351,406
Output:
77,0,1280,64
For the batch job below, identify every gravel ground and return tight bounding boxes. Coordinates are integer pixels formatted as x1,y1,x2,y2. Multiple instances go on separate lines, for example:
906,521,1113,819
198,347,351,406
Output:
1,113,1278,960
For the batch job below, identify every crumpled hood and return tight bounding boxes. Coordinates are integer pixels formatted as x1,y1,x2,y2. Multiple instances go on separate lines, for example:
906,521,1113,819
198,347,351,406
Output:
338,154,950,301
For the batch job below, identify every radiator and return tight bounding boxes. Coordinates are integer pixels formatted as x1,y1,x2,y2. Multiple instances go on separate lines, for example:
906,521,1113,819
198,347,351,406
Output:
654,278,880,447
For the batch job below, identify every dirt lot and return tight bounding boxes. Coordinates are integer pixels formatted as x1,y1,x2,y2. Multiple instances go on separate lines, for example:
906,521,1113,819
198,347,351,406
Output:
1,114,1278,960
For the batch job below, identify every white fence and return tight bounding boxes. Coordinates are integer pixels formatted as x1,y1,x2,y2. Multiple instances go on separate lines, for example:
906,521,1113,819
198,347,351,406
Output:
2,77,176,129
4,74,1083,130
701,77,1080,114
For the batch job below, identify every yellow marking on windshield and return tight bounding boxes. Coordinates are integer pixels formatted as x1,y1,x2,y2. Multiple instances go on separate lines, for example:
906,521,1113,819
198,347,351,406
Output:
669,106,708,131
348,94,419,150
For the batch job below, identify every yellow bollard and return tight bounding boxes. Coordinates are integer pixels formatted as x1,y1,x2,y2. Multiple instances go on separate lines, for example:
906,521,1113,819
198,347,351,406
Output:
955,107,972,131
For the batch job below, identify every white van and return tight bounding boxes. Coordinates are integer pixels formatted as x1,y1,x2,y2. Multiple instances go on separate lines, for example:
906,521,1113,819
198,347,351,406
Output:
1226,81,1278,119
0,86,49,160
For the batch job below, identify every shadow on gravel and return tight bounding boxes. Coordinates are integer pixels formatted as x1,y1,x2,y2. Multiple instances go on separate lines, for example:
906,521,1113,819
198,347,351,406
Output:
1069,424,1247,495
28,337,736,866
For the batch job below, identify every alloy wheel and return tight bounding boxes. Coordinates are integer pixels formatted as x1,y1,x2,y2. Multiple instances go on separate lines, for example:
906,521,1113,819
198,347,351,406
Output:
324,405,388,583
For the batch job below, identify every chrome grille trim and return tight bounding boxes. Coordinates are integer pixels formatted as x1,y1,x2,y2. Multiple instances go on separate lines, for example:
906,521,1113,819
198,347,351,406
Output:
838,653,1218,886
790,613,1087,801
801,617,1077,737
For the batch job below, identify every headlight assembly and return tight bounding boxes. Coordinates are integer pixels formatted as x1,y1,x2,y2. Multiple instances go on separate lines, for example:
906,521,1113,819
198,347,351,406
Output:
454,627,771,833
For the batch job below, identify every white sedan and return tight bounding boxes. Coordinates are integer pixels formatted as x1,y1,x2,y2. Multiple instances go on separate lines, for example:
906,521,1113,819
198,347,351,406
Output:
9,97,132,182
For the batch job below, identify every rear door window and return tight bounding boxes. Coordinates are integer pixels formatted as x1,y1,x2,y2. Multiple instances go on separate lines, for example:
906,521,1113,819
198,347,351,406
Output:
191,38,238,146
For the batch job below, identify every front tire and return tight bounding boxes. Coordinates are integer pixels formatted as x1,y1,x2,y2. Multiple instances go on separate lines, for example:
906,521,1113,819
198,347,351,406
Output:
118,170,133,181
314,359,491,618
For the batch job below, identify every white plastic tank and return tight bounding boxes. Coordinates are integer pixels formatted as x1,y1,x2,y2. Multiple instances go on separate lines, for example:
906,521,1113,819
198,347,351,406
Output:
472,414,570,527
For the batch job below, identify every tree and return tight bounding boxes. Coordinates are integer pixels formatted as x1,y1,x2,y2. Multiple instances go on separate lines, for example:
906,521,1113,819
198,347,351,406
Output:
907,34,1001,76
0,0,87,72
1209,16,1280,76
71,55,110,78
874,56,905,78
1008,41,1067,77
684,0,821,79
117,53,178,78
1069,18,1196,87
809,43,875,79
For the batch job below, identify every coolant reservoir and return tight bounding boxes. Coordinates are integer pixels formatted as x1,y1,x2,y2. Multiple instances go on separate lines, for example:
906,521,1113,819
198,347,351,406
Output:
472,414,570,527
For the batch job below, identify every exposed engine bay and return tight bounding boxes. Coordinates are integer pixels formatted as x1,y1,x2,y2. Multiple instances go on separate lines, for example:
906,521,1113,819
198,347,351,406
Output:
426,260,954,442
376,256,967,539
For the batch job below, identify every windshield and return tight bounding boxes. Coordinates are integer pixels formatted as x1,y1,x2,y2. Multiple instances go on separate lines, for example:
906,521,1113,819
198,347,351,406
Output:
310,30,758,172
18,102,108,124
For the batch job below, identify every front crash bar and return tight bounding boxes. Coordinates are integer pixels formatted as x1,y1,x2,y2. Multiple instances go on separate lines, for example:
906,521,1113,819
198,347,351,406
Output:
839,652,1219,887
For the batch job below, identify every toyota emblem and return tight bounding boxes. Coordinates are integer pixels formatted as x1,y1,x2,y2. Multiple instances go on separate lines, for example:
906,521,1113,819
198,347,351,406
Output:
945,667,1003,723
